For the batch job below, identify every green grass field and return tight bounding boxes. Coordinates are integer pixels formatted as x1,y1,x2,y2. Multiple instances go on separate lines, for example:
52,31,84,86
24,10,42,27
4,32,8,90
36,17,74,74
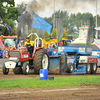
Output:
0,76,100,90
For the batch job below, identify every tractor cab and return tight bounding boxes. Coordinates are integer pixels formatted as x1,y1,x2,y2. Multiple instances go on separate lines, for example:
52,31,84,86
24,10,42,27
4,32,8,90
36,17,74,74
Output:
0,36,17,49
3,38,16,47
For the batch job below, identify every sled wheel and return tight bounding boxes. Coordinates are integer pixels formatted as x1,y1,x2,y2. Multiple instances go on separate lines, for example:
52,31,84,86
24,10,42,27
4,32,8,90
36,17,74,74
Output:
67,62,74,73
91,63,97,74
86,63,91,74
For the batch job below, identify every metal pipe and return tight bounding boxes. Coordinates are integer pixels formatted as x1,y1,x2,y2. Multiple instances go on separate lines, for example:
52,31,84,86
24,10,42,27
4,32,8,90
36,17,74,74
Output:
96,0,97,28
96,0,98,39
53,0,55,29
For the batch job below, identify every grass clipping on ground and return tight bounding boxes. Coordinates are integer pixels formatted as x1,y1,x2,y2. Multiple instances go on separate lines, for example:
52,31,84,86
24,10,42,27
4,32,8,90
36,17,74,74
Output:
0,76,100,89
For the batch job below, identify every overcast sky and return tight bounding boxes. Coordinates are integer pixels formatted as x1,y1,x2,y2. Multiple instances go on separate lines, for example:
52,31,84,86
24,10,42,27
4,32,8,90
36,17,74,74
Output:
15,0,100,17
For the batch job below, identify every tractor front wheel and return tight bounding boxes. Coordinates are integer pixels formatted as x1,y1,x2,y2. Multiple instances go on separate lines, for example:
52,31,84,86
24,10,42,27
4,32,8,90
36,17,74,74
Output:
3,64,9,75
33,49,50,74
13,67,23,74
22,62,30,75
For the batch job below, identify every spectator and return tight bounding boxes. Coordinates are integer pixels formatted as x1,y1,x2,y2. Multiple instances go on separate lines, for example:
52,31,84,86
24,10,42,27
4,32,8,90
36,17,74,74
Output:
3,47,8,58
21,39,25,46
58,40,64,46
6,48,9,58
0,46,3,58
53,45,55,49
3,47,6,58
8,46,11,57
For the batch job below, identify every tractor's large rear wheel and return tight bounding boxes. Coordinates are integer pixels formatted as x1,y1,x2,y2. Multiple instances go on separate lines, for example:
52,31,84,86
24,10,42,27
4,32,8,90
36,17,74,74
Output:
33,49,50,74
13,67,23,74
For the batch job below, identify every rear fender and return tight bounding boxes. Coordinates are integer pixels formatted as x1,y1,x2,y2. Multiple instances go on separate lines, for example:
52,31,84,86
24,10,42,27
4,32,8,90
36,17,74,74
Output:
32,47,44,57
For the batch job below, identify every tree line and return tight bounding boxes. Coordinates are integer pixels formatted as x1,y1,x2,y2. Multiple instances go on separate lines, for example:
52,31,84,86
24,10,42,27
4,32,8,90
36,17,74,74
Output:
44,10,100,38
0,1,100,39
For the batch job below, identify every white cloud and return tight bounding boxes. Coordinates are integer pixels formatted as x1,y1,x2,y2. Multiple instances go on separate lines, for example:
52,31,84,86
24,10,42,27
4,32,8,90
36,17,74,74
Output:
15,0,100,17
15,0,31,7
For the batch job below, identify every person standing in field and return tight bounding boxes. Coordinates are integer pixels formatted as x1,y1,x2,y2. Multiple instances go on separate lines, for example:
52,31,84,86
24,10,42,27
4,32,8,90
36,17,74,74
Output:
0,46,3,58
3,47,6,58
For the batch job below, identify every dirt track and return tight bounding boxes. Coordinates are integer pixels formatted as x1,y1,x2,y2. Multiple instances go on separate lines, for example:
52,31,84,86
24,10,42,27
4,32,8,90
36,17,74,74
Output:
0,85,100,100
0,68,100,100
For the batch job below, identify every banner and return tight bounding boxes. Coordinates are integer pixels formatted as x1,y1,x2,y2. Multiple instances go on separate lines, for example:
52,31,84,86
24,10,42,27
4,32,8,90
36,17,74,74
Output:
32,12,52,35
0,17,14,33
0,17,6,28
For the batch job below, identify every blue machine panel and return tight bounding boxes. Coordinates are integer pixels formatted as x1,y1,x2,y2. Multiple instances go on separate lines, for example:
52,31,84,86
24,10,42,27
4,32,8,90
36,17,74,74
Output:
49,56,61,74
57,46,92,55
49,56,60,69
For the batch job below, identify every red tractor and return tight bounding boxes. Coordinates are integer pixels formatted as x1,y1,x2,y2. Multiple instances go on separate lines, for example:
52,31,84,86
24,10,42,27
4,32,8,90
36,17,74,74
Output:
3,33,50,75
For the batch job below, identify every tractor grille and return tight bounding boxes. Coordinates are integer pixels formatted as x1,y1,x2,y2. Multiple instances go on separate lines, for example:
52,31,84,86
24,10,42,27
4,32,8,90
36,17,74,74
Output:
11,51,19,58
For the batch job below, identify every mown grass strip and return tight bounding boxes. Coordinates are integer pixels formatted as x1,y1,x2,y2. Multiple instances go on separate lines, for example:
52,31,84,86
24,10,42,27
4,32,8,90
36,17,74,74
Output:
0,76,100,89
0,68,12,71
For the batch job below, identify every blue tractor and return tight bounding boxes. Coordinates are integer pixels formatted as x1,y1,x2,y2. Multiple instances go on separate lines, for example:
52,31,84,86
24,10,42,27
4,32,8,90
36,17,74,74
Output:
48,18,98,74
49,46,98,74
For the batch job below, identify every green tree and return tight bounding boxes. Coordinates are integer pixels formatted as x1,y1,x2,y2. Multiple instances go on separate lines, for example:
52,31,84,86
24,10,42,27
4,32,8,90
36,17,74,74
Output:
43,10,100,38
63,28,67,38
0,0,19,20
94,14,100,27
51,28,67,39
51,28,57,39
0,0,19,35
44,32,50,41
